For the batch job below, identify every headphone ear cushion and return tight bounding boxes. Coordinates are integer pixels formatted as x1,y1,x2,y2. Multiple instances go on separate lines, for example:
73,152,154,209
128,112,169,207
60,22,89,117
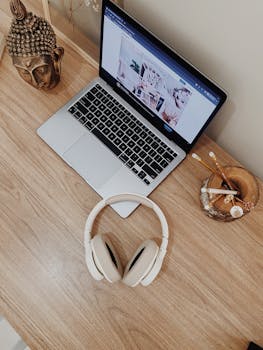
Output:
85,241,104,281
91,234,123,283
122,240,159,287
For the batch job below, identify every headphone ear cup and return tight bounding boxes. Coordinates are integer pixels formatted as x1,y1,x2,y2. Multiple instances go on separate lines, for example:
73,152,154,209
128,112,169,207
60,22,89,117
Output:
85,241,104,281
91,234,123,283
122,240,159,287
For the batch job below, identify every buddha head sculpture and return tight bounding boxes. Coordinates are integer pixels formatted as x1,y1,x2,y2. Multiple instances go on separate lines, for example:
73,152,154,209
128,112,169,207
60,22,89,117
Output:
6,0,64,90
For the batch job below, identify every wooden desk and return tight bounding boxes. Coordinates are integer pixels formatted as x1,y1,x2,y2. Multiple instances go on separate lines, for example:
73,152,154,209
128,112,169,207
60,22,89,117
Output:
0,5,263,350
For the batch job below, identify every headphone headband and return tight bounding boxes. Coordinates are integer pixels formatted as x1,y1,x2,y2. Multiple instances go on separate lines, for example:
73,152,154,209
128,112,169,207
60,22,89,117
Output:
84,193,169,253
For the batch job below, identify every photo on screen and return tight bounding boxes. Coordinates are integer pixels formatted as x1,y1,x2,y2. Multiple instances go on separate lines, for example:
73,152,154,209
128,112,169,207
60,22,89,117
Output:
116,36,192,130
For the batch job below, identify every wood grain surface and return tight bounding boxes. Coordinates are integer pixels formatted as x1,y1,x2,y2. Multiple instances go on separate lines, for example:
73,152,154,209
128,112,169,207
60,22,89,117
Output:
0,2,262,349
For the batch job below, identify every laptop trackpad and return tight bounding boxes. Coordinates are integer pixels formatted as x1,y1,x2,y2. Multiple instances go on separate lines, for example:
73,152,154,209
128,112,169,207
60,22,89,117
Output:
63,133,122,188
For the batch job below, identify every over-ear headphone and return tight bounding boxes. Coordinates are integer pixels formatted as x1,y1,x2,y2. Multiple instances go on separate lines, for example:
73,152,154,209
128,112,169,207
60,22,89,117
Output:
84,193,169,287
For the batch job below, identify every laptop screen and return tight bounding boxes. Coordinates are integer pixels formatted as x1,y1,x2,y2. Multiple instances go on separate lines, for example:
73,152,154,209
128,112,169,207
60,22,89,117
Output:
100,1,226,152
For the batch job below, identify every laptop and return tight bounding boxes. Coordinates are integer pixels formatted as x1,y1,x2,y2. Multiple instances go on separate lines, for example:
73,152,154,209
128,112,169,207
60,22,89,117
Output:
37,0,227,218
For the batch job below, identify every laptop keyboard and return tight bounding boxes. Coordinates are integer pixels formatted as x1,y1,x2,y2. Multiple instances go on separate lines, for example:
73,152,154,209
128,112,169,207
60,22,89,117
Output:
68,84,177,185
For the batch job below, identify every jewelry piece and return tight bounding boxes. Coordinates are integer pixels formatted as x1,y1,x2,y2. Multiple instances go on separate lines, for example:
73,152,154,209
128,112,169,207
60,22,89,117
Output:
230,206,244,218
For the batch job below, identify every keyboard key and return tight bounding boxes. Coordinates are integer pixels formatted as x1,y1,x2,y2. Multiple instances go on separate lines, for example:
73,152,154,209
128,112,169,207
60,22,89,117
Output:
94,99,100,106
81,97,91,108
68,106,76,114
74,111,82,119
143,144,150,152
144,178,150,185
163,151,175,162
132,168,138,174
109,113,117,121
96,91,103,99
90,87,98,94
97,122,104,130
76,102,88,115
119,154,129,163
99,104,106,111
138,171,146,179
145,136,153,144
106,120,113,127
123,115,130,123
105,109,111,116
139,150,147,159
107,101,114,108
86,113,94,120
149,149,157,157
114,138,121,146
92,118,99,125
129,121,136,128
150,161,162,174
140,131,147,138
113,106,119,113
132,134,139,142
111,125,118,133
121,124,128,131
85,121,93,130
138,139,145,147
142,164,158,179
151,141,159,149
127,129,133,136
103,128,110,136
131,153,139,161
109,133,116,141
122,135,129,143
102,96,108,104
128,140,135,148
155,155,162,162
89,105,96,113
126,160,135,168
136,158,144,167
120,143,127,151
134,126,141,134
79,116,87,124
145,156,152,164
161,160,169,168
117,130,124,138
125,148,133,156
133,146,140,153
101,115,107,122
116,119,122,126
157,147,165,155
86,92,95,101
92,128,121,157
95,110,102,117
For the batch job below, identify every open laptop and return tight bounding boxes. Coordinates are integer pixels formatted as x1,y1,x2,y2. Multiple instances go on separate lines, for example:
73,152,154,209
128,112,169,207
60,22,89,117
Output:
37,0,227,218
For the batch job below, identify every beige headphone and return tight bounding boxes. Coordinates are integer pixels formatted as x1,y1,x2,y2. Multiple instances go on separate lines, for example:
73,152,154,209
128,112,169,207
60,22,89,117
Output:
84,193,169,287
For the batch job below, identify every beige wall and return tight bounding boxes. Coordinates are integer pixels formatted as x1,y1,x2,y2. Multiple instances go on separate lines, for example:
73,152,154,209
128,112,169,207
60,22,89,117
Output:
125,0,263,179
